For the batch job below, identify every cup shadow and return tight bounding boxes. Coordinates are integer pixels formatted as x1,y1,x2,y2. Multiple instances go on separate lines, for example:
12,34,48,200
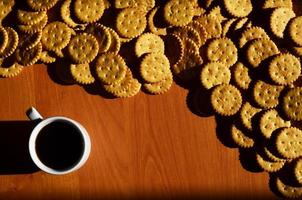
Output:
0,121,39,174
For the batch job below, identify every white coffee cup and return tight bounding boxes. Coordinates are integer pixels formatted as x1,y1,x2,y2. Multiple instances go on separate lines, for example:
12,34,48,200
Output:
27,107,91,175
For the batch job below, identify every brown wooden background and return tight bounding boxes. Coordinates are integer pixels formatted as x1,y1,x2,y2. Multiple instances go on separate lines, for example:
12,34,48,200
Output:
0,63,280,199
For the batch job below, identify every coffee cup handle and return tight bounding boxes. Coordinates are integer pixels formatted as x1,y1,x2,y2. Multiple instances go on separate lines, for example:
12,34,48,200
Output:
26,107,43,121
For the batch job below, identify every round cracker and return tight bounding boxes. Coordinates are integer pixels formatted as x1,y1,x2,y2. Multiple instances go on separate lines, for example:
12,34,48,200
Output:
70,63,95,85
276,178,302,198
208,6,227,24
144,72,173,95
135,33,165,57
221,18,236,37
74,0,105,23
270,7,295,39
259,109,291,139
239,26,270,48
163,0,194,27
231,124,254,148
246,38,279,68
17,10,47,25
253,80,284,109
275,127,302,159
196,15,222,39
95,53,127,85
140,53,171,83
27,0,58,11
240,102,262,131
256,153,285,172
211,84,242,116
18,14,48,34
39,51,56,64
268,53,301,85
282,87,302,121
0,61,23,78
187,21,208,46
223,0,253,17
42,21,72,53
68,33,99,64
288,16,302,46
19,31,42,50
116,8,147,38
172,38,202,81
206,37,238,67
200,61,231,89
104,69,141,98
232,62,251,90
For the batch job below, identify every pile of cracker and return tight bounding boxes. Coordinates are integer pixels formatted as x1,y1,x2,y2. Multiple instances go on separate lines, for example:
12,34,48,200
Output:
1,0,302,197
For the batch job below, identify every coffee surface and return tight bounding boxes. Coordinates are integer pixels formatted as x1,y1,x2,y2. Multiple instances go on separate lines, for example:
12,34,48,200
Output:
36,120,84,171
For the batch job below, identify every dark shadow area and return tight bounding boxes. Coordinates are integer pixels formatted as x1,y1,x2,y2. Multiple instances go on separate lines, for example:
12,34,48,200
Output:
0,121,39,174
239,148,262,173
186,86,214,118
215,115,238,148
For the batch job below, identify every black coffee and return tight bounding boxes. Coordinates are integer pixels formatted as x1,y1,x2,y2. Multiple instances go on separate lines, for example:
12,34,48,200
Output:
35,120,84,171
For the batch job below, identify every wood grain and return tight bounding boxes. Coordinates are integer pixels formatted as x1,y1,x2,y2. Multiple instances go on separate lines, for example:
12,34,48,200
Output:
0,64,279,199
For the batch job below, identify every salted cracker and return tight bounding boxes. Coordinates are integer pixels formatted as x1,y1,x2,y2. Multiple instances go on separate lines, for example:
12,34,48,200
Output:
282,87,302,121
143,72,173,95
253,80,284,109
240,102,262,131
232,62,251,90
74,0,104,23
270,7,295,39
268,53,301,85
200,61,231,89
17,10,46,26
140,53,171,83
256,153,285,172
246,38,279,67
41,22,72,55
135,33,165,57
206,37,238,68
231,124,254,148
95,53,127,85
27,0,58,11
211,84,242,116
116,8,147,38
238,26,270,48
275,127,302,159
276,178,302,198
259,109,291,139
68,33,99,64
223,0,253,17
163,0,194,27
70,63,95,85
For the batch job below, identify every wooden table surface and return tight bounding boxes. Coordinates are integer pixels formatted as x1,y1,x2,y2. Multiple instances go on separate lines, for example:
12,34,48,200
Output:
0,64,280,200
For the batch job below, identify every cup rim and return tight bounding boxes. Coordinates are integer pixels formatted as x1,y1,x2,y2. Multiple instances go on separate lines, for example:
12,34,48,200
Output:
29,116,91,175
